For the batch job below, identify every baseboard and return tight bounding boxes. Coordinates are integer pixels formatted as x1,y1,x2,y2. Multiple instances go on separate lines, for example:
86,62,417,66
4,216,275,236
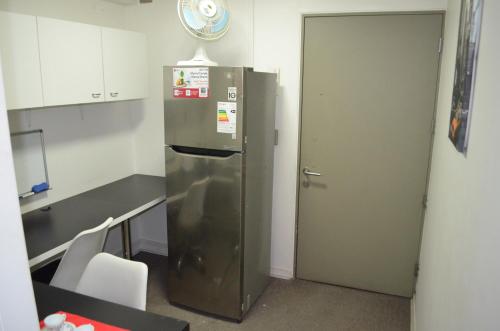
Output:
411,295,417,331
133,239,168,256
113,241,293,281
111,239,168,257
270,267,294,280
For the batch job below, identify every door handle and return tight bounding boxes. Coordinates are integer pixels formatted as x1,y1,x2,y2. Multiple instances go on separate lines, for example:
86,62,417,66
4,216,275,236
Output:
110,92,119,97
91,93,101,98
303,168,321,176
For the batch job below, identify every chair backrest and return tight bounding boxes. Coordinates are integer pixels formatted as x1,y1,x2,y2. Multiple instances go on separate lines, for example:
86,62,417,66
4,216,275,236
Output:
75,253,148,310
50,217,113,291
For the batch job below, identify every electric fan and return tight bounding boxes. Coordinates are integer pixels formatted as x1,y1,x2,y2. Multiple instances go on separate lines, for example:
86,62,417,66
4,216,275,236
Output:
177,0,231,66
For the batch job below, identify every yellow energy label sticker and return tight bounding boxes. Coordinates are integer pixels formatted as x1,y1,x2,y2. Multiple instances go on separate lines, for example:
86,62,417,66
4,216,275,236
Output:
217,102,237,135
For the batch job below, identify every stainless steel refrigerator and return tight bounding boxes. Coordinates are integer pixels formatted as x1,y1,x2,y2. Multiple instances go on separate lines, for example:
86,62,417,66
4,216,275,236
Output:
163,66,276,320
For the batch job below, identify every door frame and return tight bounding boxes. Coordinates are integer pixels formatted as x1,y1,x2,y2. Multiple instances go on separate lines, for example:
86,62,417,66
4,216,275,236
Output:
293,11,446,290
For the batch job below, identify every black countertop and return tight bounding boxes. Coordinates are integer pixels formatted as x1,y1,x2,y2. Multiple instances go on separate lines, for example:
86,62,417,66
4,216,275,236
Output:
23,174,166,261
34,282,189,331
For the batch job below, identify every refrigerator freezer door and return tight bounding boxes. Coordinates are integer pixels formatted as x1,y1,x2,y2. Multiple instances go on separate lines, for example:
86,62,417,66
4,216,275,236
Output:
165,146,243,320
164,66,245,151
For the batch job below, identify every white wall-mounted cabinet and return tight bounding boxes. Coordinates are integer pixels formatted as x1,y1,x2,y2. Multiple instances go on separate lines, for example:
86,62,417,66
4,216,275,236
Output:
0,11,44,110
102,27,148,101
37,17,105,106
0,12,147,110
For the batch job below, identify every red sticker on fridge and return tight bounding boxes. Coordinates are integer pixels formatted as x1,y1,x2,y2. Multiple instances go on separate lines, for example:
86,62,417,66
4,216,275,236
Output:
173,87,208,98
173,67,209,99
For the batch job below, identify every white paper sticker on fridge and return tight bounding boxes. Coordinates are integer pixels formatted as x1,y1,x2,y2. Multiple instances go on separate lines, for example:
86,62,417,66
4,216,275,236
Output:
172,67,209,98
217,102,237,135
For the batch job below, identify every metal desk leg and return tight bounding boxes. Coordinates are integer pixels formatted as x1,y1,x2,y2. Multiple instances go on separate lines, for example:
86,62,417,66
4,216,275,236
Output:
121,220,132,260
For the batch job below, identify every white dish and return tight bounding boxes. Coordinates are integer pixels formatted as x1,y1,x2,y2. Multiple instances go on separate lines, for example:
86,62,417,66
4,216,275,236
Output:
42,321,76,331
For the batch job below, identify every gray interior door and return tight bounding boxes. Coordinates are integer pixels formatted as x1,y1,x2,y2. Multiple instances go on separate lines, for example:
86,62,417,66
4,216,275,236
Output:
297,13,443,297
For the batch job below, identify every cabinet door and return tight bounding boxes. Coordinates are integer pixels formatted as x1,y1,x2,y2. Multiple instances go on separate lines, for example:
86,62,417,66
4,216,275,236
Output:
0,11,44,110
102,27,148,101
37,17,104,106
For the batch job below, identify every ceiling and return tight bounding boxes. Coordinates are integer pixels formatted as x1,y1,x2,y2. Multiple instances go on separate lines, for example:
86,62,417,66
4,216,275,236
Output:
102,0,152,5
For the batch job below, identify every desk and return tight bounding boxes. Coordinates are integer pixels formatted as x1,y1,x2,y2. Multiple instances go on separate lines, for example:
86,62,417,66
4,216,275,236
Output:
34,282,189,331
23,174,166,269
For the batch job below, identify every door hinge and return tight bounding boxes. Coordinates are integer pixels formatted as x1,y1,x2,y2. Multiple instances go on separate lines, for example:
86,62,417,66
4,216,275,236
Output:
438,37,443,53
422,194,428,209
414,263,420,277
414,263,420,278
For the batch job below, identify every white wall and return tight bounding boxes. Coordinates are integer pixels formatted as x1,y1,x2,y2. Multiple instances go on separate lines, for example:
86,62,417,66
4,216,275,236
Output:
7,102,139,212
0,56,38,331
415,1,500,330
252,0,447,278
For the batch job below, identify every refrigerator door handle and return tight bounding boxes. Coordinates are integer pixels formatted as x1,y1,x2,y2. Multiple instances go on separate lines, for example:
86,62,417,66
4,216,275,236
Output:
169,145,241,159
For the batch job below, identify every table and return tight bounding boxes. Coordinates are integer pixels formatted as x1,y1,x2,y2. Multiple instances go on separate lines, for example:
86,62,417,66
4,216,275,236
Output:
23,174,166,269
34,282,189,331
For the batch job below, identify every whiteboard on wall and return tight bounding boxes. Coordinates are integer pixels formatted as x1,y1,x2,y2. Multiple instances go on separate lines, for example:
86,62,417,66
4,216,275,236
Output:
10,130,50,198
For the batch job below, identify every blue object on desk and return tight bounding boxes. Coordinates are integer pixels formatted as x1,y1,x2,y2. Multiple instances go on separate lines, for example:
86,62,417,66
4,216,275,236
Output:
32,182,49,193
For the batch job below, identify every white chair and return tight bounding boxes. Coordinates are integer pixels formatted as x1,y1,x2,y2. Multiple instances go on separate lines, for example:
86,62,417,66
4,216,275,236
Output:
75,253,148,310
50,217,114,291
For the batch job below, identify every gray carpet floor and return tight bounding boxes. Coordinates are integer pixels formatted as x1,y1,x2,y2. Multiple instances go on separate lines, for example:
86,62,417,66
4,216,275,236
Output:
134,252,410,331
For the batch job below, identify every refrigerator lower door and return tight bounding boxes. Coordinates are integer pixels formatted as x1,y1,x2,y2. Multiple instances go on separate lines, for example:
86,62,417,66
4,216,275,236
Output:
165,146,243,320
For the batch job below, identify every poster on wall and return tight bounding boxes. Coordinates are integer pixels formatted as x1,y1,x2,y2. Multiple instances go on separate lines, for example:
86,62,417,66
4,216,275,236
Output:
448,0,484,154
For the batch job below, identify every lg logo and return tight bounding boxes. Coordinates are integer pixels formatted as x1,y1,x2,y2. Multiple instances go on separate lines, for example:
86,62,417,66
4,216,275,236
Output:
228,87,237,101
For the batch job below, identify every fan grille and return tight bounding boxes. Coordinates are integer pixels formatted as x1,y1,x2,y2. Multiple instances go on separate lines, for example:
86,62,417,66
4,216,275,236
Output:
178,0,230,40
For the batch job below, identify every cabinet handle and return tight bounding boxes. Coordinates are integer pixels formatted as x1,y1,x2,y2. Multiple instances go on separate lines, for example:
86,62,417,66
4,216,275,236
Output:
110,92,119,97
92,93,101,98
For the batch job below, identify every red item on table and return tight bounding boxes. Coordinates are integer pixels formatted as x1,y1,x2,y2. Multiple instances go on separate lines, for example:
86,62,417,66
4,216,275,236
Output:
40,311,130,331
